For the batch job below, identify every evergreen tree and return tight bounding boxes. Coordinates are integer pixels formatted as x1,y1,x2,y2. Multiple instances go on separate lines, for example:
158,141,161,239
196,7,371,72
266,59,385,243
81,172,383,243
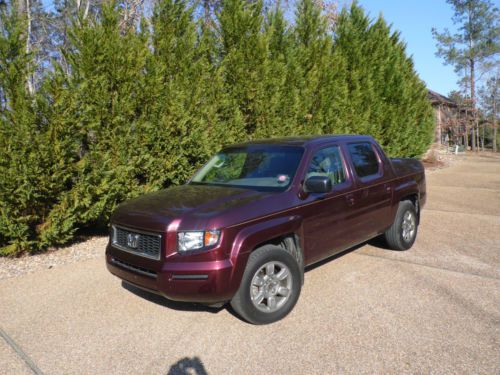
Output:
264,3,301,137
333,3,375,135
218,0,280,138
144,0,230,187
0,3,40,253
0,0,436,254
38,1,152,245
478,75,498,151
292,0,338,134
334,2,433,156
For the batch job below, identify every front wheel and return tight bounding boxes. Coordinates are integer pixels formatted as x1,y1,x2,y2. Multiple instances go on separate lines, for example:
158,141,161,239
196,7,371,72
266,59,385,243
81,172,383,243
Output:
384,200,418,251
230,245,302,324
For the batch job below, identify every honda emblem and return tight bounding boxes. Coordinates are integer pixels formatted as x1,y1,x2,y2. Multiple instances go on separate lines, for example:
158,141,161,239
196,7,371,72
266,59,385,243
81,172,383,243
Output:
126,233,140,249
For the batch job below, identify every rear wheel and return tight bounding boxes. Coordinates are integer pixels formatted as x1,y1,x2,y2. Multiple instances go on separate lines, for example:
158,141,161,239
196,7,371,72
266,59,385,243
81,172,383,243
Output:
230,245,302,324
384,200,418,251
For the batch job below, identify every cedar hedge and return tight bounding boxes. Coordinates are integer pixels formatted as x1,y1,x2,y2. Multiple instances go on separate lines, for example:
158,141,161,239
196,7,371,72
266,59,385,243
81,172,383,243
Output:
0,0,434,255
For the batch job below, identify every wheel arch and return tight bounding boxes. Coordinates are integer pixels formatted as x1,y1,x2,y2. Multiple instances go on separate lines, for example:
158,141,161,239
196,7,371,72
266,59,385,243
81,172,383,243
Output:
252,233,304,285
400,192,420,224
394,178,421,224
229,216,305,288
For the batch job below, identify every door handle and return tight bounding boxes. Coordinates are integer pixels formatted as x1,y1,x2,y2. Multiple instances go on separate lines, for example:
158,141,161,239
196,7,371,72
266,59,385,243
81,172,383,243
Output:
345,193,355,206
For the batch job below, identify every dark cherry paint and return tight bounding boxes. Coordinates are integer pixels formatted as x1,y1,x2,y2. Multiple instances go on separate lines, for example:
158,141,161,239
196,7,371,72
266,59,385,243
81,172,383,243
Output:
106,135,426,304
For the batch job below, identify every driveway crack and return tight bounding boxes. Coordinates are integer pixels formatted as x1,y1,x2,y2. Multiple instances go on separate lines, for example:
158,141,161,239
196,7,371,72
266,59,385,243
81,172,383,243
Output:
0,327,44,375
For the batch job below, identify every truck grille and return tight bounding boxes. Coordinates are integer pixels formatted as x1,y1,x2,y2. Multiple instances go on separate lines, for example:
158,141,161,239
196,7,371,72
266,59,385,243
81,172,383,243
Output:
112,226,162,260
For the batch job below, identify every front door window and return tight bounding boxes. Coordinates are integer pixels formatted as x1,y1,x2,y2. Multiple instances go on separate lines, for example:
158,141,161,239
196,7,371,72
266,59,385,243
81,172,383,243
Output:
306,146,346,186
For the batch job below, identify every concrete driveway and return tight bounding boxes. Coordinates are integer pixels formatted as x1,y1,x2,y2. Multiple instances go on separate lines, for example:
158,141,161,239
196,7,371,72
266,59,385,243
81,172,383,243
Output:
1,154,499,374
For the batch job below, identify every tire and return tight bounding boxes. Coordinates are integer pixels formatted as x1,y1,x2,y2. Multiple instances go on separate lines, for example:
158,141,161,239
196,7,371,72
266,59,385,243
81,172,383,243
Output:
384,200,418,251
230,245,302,325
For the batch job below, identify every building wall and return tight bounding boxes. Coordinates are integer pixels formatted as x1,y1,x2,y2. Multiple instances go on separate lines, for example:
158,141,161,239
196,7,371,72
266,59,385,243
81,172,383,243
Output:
431,103,468,146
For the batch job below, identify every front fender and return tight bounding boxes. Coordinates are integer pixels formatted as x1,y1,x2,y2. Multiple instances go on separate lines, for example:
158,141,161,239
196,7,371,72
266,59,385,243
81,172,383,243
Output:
227,215,303,291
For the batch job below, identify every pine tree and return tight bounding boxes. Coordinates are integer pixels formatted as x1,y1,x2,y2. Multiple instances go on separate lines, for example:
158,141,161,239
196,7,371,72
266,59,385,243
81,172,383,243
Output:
432,0,499,151
479,75,498,151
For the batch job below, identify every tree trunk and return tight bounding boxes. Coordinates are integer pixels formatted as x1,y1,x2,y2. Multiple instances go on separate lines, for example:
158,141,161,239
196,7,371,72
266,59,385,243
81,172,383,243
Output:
204,0,211,23
470,59,477,151
464,108,469,149
494,124,498,152
19,0,34,95
84,0,90,19
467,5,477,152
477,121,480,151
26,0,34,95
471,125,476,150
481,123,485,151
437,105,442,144
494,93,498,152
120,0,143,33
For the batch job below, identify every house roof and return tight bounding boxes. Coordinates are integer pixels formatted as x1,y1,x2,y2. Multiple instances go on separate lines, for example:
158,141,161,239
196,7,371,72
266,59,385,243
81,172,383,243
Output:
428,89,457,107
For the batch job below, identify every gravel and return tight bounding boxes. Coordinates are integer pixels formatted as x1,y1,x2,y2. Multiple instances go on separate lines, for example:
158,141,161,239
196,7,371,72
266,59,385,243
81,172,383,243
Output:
422,147,468,172
0,236,108,280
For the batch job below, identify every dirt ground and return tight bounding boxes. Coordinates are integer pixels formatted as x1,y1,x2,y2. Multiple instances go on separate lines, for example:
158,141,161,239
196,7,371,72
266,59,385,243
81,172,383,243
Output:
0,153,499,374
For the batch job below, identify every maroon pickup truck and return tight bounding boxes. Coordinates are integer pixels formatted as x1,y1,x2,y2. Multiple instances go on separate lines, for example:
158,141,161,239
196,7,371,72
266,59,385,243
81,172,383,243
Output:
106,135,426,324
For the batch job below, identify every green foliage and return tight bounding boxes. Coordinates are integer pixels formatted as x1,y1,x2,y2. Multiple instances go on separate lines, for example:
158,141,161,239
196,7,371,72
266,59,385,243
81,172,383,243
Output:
0,5,45,253
432,0,499,93
333,3,434,156
0,0,434,255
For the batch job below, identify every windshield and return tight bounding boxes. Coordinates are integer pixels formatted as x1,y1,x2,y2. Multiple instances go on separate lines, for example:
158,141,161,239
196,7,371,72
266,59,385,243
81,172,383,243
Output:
190,145,304,191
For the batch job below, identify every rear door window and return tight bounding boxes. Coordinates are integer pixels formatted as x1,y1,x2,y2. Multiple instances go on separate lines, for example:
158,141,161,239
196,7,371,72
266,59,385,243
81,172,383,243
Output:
347,142,380,178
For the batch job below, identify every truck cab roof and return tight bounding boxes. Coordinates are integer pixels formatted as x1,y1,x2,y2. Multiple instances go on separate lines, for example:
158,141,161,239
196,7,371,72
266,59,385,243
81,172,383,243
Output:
229,135,375,148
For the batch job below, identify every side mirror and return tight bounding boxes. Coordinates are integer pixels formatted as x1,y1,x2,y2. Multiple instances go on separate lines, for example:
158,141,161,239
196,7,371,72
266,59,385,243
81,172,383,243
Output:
304,176,332,193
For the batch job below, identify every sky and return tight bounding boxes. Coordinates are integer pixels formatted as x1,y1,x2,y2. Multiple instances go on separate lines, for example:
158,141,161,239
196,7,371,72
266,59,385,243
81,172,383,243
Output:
357,0,460,96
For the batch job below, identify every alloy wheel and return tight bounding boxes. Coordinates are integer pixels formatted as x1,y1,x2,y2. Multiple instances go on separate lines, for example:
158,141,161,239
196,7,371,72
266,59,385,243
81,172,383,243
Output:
250,261,292,313
401,211,416,242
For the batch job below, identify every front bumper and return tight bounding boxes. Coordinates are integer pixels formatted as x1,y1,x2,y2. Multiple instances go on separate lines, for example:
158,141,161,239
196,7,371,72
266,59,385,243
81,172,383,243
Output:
106,244,238,304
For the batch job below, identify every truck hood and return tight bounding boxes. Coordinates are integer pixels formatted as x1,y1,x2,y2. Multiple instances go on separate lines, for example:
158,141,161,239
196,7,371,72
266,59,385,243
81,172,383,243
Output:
111,184,273,230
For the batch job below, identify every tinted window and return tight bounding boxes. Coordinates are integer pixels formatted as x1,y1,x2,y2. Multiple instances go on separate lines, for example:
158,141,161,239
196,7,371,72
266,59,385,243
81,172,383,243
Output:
306,146,346,185
191,146,304,191
347,142,379,178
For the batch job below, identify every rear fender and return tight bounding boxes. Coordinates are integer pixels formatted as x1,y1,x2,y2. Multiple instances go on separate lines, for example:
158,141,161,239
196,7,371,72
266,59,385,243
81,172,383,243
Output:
393,179,420,218
394,179,419,201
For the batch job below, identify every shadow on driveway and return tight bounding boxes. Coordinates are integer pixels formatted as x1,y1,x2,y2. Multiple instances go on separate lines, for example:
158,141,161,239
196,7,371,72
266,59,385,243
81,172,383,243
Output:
121,237,396,324
168,357,208,375
122,238,393,314
121,281,223,313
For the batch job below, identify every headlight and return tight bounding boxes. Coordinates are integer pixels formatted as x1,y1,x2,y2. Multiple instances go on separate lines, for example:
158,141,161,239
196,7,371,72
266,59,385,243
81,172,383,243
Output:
178,230,221,252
